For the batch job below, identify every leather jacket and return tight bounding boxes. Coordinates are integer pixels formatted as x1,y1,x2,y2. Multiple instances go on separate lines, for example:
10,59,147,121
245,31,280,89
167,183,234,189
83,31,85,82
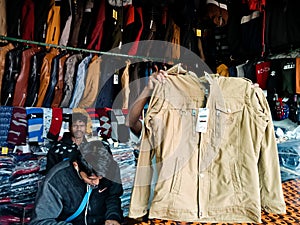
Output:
51,53,70,107
0,43,15,104
1,47,23,106
36,48,60,107
25,51,46,107
43,51,68,107
12,47,40,106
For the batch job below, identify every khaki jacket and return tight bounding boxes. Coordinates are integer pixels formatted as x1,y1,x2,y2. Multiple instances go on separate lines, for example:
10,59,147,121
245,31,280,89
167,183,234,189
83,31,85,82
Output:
129,73,286,223
78,55,102,108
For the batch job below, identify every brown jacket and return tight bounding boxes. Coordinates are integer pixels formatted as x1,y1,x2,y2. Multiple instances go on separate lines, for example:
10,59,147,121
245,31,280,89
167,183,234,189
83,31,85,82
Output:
13,47,41,106
0,43,14,103
51,53,70,107
78,55,102,108
36,48,60,107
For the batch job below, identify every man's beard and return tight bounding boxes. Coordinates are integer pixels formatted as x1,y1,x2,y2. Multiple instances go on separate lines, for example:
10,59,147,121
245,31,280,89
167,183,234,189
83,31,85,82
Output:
74,131,84,138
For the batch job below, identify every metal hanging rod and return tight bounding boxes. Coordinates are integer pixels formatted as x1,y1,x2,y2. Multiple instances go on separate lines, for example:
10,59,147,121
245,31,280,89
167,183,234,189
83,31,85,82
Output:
0,35,170,63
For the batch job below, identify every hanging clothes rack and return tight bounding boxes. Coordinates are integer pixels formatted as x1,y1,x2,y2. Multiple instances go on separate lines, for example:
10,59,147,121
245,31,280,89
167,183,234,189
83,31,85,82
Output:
0,35,169,63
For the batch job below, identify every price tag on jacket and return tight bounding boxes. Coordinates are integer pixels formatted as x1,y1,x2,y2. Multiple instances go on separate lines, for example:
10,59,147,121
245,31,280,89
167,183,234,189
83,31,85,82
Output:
196,108,209,133
113,73,119,84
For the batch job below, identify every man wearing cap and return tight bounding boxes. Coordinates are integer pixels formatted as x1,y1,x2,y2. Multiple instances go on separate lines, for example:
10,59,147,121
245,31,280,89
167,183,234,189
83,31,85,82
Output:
30,141,123,225
46,112,90,173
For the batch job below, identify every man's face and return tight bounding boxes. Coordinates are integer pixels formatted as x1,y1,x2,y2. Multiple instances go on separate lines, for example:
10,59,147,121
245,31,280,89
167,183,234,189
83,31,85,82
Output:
71,120,86,139
80,171,103,187
73,162,102,187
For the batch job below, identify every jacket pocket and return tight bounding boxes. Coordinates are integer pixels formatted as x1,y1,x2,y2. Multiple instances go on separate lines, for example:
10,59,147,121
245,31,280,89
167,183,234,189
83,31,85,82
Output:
214,100,244,144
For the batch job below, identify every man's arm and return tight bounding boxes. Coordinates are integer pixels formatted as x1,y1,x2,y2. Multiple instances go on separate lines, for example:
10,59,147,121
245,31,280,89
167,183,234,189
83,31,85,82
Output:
126,70,168,137
29,181,69,225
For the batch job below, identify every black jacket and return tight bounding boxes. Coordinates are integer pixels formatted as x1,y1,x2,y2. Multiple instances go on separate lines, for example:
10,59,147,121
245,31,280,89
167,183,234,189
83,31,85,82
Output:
30,160,123,225
46,132,87,173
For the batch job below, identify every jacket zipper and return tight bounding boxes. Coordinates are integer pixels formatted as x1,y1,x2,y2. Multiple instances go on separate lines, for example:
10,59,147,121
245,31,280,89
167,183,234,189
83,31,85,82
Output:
4,93,11,106
192,109,196,136
19,93,26,106
84,184,91,225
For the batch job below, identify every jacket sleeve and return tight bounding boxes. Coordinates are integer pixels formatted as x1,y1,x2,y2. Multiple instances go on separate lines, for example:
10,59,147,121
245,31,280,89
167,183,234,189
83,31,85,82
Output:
29,181,71,225
128,83,164,218
254,87,286,214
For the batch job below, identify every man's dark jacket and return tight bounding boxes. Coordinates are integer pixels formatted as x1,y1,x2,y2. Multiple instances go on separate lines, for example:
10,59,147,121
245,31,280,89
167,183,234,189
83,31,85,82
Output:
46,132,87,173
30,160,123,225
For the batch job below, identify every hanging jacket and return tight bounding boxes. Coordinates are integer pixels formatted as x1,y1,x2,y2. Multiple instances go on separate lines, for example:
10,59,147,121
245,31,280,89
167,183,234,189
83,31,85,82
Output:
6,0,23,38
45,2,61,47
296,57,300,94
128,6,144,56
25,50,46,107
164,18,180,62
42,51,68,108
68,0,85,47
129,72,286,223
60,53,83,108
0,43,15,104
36,48,60,107
77,0,96,48
85,0,106,51
1,47,24,106
21,0,35,42
59,0,72,46
33,0,51,42
110,6,124,51
12,47,40,107
78,55,102,108
266,0,300,53
69,54,92,108
0,0,7,36
51,53,70,107
95,58,122,109
121,60,130,109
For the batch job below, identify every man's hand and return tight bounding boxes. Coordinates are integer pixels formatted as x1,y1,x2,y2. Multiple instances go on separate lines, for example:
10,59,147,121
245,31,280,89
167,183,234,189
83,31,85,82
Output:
125,69,169,136
146,70,168,90
105,219,120,225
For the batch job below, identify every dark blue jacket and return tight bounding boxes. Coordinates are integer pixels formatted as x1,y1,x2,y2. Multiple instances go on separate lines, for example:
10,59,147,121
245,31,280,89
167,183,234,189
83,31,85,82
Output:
30,160,123,225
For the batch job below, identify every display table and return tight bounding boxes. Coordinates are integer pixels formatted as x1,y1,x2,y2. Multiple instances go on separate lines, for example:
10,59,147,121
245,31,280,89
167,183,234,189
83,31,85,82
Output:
126,179,300,225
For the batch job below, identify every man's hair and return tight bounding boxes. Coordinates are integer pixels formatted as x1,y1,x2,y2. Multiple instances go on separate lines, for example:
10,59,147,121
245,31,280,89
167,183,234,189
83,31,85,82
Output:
75,141,113,177
71,112,88,125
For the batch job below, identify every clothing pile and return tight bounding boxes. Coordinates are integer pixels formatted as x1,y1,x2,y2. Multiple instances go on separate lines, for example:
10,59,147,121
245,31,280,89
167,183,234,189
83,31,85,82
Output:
0,153,42,225
110,143,136,217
